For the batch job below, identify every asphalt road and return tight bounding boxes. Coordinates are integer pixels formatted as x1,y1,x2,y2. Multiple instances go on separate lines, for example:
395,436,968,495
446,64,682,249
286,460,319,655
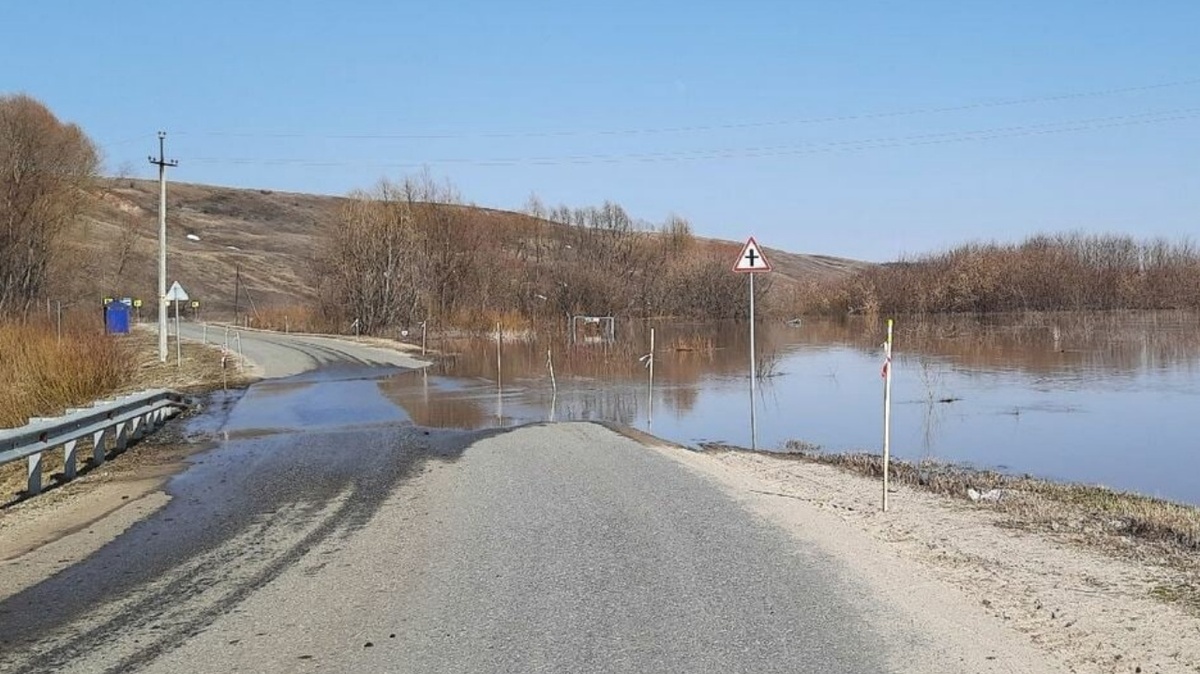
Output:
0,369,892,673
176,322,428,377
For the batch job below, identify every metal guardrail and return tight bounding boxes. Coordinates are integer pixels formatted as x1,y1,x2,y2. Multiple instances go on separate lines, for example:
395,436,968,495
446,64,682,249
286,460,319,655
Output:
0,389,189,497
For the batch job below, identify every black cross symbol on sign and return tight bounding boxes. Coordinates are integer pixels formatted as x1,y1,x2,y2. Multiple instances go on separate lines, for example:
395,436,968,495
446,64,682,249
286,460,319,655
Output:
744,248,760,267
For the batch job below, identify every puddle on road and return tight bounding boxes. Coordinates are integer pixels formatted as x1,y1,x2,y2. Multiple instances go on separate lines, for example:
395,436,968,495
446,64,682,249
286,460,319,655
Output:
218,366,411,437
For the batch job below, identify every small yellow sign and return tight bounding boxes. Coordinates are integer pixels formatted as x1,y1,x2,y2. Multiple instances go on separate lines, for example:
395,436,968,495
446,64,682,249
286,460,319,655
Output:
132,298,143,308
190,300,200,308
102,296,113,305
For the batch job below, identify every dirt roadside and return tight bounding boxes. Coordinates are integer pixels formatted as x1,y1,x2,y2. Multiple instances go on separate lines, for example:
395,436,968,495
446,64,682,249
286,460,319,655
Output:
657,445,1200,674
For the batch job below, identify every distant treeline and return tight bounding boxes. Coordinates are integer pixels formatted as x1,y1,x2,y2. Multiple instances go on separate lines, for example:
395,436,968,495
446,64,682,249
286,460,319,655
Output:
798,234,1200,315
313,176,766,333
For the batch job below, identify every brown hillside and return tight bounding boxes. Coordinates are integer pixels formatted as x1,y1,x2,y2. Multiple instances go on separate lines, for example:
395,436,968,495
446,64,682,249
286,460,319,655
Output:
54,179,864,318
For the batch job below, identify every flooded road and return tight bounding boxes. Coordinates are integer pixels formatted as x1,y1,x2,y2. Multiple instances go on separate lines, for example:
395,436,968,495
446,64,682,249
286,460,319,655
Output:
3,322,1186,672
0,367,473,673
383,312,1200,505
1,365,899,673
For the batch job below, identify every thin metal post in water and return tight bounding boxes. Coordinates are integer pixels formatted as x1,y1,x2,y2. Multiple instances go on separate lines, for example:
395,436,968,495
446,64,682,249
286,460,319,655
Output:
648,327,655,430
496,322,502,392
882,318,895,512
749,273,758,450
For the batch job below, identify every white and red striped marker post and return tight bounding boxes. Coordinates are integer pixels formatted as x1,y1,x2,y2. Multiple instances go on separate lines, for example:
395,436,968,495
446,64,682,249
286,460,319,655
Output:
881,318,895,512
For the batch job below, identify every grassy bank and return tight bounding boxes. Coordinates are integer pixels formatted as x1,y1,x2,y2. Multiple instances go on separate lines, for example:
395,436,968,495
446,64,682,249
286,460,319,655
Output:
703,441,1200,610
0,316,135,428
1,319,254,429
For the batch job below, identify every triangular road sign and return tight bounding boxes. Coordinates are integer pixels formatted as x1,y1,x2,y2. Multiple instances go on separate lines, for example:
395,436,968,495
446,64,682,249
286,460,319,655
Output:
733,237,772,273
165,281,189,302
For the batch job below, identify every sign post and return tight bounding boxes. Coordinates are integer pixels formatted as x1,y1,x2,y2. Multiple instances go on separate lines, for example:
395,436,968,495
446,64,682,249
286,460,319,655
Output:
733,237,772,450
165,281,190,368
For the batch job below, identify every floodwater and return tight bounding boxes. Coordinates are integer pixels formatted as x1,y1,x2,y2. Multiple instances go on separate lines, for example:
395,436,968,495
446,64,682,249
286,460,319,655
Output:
380,312,1200,506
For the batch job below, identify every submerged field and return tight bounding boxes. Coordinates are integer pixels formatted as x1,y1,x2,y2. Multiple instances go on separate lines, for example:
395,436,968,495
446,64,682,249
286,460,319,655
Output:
385,311,1200,506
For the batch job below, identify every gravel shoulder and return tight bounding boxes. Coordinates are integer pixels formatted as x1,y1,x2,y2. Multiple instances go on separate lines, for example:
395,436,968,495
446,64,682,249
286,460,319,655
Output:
657,444,1200,674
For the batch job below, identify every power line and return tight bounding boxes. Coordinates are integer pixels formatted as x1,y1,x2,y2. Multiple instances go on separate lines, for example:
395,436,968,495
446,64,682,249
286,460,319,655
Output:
183,107,1199,169
169,77,1200,141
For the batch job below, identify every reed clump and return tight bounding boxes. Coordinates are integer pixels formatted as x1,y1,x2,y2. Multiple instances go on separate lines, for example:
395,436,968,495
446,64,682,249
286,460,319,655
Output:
668,335,716,352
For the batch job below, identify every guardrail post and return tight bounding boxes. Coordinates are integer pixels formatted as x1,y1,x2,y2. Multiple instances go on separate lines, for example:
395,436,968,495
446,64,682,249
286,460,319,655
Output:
92,428,108,465
114,422,129,452
27,452,42,495
63,439,78,480
130,416,145,441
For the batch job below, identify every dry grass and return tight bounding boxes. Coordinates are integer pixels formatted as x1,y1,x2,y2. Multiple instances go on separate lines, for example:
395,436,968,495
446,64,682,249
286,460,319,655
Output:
239,305,332,334
0,314,135,429
121,328,255,393
452,309,530,335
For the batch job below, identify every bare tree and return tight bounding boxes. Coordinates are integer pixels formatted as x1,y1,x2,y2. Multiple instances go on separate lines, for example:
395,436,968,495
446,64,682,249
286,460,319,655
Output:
315,182,422,333
0,95,99,313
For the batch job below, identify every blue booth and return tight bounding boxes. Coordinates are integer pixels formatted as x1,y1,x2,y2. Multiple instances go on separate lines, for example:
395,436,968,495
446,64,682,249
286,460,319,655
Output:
105,300,131,334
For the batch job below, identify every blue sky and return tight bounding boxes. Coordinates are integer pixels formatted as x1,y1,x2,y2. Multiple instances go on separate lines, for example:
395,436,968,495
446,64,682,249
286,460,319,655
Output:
3,1,1197,261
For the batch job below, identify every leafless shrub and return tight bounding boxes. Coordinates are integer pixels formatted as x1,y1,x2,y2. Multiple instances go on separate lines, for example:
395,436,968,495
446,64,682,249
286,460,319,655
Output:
313,178,772,334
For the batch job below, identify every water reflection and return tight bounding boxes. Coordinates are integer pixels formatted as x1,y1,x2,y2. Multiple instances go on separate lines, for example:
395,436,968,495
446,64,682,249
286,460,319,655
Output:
379,312,1200,505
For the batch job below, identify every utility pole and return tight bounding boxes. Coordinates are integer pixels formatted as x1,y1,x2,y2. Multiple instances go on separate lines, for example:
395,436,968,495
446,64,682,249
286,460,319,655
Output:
149,132,178,363
233,263,241,325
